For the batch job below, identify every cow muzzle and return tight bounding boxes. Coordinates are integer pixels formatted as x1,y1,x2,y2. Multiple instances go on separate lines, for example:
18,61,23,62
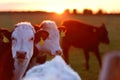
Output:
16,51,27,59
56,50,63,55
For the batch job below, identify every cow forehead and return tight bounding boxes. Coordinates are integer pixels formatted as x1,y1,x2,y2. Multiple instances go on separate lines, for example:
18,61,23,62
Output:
12,24,35,38
41,21,57,30
14,22,35,33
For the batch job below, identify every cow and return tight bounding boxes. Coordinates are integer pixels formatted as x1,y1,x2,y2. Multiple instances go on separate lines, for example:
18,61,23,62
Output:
11,22,49,80
30,20,63,67
37,20,62,55
59,19,110,70
0,23,49,80
0,28,14,80
23,55,81,80
99,51,120,80
0,28,11,57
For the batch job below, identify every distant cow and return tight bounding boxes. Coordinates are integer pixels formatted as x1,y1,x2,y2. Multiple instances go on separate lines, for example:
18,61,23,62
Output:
99,51,120,80
59,20,109,70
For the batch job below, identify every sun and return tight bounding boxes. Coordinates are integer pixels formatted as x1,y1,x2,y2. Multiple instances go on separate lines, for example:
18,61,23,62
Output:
41,7,65,14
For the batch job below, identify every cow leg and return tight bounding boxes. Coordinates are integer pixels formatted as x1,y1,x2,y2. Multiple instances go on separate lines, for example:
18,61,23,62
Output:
62,45,70,64
93,48,102,68
84,50,90,70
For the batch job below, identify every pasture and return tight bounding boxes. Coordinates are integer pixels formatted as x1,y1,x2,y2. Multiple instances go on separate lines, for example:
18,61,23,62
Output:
0,12,120,80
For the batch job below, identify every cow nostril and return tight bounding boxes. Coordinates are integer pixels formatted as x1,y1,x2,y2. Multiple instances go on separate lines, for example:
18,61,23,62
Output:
56,50,63,55
16,51,27,59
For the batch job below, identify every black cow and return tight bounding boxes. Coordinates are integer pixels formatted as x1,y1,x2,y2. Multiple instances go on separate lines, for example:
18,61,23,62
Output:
59,20,110,70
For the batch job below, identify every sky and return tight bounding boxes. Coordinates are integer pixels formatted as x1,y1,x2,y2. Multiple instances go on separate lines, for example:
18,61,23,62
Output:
0,0,120,14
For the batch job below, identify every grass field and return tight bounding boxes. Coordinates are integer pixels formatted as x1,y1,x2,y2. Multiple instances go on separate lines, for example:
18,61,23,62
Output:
0,12,120,80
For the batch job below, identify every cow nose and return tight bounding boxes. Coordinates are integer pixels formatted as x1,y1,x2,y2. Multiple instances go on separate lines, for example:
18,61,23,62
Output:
16,51,27,59
56,50,63,55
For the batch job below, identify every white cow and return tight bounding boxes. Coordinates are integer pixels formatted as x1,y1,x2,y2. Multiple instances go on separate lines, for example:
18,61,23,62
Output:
23,55,81,80
11,22,49,80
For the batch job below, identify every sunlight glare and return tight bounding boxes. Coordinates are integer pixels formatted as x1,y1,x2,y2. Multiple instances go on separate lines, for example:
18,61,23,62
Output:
0,0,120,13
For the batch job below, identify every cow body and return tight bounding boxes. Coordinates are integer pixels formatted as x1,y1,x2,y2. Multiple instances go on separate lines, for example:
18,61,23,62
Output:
60,20,109,70
23,56,81,80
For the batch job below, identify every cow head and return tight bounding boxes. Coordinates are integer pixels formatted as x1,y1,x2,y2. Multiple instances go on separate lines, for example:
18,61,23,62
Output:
98,23,110,44
12,22,35,61
35,20,63,55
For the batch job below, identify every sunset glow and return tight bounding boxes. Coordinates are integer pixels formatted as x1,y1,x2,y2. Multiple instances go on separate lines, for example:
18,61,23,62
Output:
0,0,120,14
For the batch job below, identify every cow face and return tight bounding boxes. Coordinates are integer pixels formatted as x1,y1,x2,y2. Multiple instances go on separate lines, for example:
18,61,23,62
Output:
11,22,36,80
12,22,35,61
98,23,110,44
35,20,63,55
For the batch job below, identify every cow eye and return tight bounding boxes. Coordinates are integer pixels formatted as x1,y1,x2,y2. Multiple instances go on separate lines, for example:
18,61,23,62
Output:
11,37,17,45
11,37,16,41
29,37,34,41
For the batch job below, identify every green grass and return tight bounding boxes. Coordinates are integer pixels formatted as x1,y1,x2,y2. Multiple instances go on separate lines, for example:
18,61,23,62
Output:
0,12,120,80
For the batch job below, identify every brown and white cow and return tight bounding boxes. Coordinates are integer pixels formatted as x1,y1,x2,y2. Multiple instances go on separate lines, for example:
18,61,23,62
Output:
11,22,49,80
30,20,63,66
0,22,49,80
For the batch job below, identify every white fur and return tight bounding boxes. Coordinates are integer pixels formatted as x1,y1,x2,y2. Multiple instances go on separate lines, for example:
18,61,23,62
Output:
36,20,62,55
12,22,35,80
23,56,81,80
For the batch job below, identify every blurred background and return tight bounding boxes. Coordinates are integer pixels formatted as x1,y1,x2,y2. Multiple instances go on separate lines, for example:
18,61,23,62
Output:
0,0,120,80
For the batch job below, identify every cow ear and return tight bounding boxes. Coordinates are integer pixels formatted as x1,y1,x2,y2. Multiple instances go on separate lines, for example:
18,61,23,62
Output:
32,24,41,32
35,30,49,43
3,36,9,43
58,26,66,32
58,26,66,37
0,28,12,43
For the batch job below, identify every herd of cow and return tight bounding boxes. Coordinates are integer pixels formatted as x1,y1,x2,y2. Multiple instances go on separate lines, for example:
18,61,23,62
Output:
0,19,110,80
